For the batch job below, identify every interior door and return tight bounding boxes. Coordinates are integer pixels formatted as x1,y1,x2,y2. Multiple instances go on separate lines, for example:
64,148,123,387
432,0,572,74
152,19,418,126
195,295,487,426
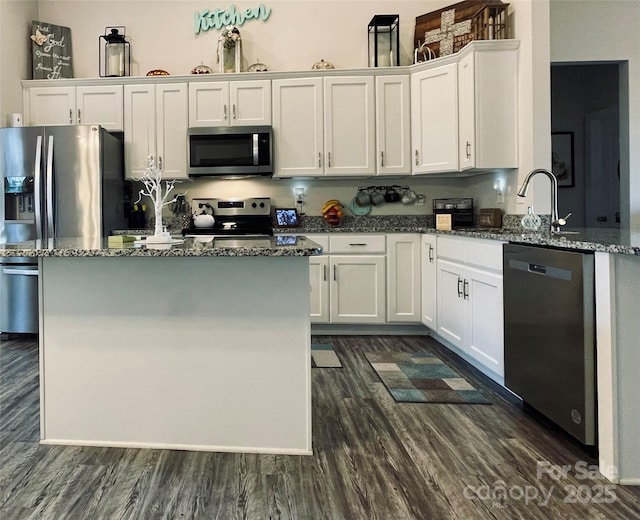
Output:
585,105,620,228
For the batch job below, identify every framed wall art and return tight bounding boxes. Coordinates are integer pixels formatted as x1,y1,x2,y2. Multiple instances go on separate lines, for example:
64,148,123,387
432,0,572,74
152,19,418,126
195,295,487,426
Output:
551,131,574,187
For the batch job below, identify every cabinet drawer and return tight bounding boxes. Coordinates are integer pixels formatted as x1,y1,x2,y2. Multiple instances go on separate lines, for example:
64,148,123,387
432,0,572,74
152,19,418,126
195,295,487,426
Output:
330,234,386,254
304,234,329,253
437,235,504,271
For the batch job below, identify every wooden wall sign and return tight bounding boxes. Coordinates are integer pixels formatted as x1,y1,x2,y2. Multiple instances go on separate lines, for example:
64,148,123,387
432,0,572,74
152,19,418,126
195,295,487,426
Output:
414,0,509,60
31,21,73,79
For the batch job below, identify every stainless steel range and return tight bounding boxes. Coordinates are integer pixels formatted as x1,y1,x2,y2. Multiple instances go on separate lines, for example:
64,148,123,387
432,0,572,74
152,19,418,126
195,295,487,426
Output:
182,197,273,237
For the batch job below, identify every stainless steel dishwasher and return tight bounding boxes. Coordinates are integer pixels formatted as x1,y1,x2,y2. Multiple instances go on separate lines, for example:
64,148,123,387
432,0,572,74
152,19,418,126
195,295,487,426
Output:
503,243,596,445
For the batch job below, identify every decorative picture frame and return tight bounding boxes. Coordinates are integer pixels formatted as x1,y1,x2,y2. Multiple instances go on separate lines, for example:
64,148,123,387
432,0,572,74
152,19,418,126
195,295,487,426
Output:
551,131,575,187
274,208,299,228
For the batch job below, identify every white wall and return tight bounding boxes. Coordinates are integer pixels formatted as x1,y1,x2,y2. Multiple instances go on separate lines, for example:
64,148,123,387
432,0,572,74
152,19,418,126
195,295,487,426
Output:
550,0,640,232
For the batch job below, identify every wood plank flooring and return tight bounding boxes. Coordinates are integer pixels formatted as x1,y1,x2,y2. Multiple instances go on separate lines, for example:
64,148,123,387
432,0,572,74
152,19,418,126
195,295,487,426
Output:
1,334,639,519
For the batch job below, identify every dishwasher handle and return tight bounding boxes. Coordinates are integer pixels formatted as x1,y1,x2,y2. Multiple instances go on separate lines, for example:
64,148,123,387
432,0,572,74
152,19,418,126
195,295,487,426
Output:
3,267,38,276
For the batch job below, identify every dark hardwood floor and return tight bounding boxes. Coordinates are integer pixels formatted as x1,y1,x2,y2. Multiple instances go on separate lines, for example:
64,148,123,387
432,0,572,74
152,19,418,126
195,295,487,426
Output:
1,334,639,519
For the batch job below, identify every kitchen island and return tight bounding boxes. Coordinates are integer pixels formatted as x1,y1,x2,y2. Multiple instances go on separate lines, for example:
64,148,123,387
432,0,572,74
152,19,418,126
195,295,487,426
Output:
1,236,322,455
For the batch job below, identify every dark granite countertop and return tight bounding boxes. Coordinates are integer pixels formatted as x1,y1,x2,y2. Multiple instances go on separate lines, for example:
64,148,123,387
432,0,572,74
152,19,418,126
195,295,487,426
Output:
111,215,640,256
0,236,323,258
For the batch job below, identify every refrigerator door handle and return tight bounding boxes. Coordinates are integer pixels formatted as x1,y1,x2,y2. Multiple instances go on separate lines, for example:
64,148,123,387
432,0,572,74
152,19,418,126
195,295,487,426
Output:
46,135,55,239
33,135,44,241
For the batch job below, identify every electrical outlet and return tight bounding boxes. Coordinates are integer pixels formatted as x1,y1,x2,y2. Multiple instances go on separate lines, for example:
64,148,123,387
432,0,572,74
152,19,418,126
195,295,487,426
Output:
415,194,425,206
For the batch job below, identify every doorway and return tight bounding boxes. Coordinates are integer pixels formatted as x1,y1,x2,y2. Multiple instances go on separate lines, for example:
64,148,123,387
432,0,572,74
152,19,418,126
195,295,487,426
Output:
551,64,621,228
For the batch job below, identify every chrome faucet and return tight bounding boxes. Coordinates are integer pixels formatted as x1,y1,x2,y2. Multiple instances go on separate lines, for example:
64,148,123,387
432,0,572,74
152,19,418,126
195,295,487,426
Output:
517,168,570,233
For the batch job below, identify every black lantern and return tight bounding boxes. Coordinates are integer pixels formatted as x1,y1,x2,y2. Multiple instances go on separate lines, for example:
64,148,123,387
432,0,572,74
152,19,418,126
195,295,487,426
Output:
368,15,399,67
99,27,130,77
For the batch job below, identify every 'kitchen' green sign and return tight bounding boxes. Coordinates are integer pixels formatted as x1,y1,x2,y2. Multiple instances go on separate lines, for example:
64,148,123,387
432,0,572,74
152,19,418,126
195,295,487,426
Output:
194,4,271,34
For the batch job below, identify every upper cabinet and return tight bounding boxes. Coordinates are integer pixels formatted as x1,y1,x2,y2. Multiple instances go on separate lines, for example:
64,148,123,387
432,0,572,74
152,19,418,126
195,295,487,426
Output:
188,80,271,127
411,40,519,175
272,76,375,177
411,63,459,174
123,83,188,180
375,75,411,176
26,85,124,131
457,46,518,171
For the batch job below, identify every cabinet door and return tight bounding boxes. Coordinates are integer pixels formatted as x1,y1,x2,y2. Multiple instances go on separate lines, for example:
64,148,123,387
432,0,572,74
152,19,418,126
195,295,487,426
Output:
466,266,504,377
458,53,476,170
28,87,75,126
323,77,375,176
330,255,385,324
421,234,437,329
272,78,324,177
411,63,458,173
375,75,411,176
436,259,466,349
230,80,272,126
156,83,188,179
76,85,124,131
124,84,156,180
309,256,329,323
387,234,421,322
188,82,230,127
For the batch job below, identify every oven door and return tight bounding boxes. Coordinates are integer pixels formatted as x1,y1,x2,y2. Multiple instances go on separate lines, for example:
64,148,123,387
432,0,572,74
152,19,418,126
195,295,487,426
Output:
188,126,272,176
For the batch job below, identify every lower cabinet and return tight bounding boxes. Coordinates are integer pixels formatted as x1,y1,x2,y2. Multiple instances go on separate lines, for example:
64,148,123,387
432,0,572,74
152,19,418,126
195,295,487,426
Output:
330,255,386,323
420,234,437,329
308,234,386,324
387,234,421,322
436,236,505,378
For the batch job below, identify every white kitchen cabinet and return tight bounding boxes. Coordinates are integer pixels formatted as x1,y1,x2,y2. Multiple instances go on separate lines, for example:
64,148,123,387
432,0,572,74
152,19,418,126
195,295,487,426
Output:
421,234,437,329
26,85,123,130
188,80,271,127
375,75,411,176
387,234,421,322
124,83,188,180
323,76,375,176
411,63,459,174
272,78,324,177
272,76,375,177
458,45,518,171
330,255,386,324
436,236,505,377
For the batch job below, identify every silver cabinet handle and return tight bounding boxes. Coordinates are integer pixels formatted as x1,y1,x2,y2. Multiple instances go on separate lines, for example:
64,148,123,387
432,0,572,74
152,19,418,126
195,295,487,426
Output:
428,244,434,263
349,243,367,246
158,156,163,171
69,109,73,124
466,141,471,159
318,152,322,168
232,104,236,119
463,279,469,300
415,149,419,166
323,264,327,281
333,265,337,281
223,104,228,120
380,151,384,167
78,109,81,124
328,152,331,168
457,277,463,298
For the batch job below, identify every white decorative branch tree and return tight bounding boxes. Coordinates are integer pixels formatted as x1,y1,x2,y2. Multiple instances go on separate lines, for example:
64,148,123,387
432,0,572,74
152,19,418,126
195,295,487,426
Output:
135,156,186,242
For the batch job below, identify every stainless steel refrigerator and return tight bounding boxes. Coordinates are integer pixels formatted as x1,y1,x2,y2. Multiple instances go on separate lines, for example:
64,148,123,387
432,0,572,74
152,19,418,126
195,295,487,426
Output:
0,125,126,334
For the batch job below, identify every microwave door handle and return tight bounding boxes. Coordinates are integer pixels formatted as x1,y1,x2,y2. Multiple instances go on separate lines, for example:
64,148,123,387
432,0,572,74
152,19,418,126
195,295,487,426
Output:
46,135,55,240
253,133,259,166
33,135,44,241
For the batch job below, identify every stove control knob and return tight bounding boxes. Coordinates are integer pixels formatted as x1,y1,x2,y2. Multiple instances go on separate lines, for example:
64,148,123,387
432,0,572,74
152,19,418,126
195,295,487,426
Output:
252,202,257,208
259,202,265,208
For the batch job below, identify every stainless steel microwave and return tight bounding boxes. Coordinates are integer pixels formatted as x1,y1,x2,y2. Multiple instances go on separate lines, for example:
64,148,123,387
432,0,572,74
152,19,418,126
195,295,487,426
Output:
187,126,272,177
